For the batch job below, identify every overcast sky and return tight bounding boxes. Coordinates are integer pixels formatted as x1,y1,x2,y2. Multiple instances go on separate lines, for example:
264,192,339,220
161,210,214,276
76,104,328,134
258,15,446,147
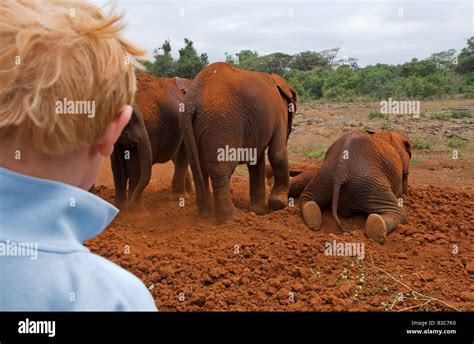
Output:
102,0,473,67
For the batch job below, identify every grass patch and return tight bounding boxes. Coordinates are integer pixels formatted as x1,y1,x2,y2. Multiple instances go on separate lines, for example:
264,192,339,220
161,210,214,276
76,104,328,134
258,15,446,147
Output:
430,110,472,120
306,149,326,159
430,111,453,121
412,137,430,150
368,111,386,120
446,136,468,149
451,110,472,119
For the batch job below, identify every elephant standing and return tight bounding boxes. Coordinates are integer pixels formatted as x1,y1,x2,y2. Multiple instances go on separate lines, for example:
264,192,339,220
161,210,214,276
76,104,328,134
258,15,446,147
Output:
112,74,193,212
181,62,297,221
299,131,412,244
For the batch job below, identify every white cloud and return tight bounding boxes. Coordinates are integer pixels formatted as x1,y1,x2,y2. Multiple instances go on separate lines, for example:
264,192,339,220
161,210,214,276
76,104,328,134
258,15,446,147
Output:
101,0,473,66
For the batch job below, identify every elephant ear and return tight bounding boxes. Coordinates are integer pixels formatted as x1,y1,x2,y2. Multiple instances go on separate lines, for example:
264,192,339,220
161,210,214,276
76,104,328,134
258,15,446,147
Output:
403,139,412,158
175,77,190,95
391,132,412,159
271,74,297,136
271,73,297,107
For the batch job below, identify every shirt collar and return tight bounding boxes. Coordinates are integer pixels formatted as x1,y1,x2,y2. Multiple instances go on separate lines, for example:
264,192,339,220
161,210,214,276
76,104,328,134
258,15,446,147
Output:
0,167,118,252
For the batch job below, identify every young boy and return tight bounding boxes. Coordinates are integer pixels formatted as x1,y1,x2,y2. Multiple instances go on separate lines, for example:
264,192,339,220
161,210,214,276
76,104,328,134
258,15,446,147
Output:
0,0,157,311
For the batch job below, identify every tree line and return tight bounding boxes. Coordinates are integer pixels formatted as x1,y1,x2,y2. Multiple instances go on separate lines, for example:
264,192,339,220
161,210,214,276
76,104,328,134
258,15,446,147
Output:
143,37,474,101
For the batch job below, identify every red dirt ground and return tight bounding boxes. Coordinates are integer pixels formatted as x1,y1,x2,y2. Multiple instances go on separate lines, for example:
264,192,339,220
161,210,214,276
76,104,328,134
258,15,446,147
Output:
87,100,474,312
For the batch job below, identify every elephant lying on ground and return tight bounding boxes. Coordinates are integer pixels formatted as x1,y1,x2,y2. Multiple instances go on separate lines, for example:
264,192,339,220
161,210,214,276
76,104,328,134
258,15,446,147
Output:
181,62,297,221
299,130,412,244
265,162,322,198
112,74,193,213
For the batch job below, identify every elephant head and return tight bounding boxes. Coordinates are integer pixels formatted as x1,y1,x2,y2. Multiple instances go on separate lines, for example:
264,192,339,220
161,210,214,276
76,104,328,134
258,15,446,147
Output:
271,73,298,139
121,104,153,205
373,131,412,195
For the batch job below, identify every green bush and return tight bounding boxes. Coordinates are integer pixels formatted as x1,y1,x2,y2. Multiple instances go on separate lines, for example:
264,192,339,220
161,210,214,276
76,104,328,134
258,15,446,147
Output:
412,137,431,149
306,149,326,159
430,111,453,120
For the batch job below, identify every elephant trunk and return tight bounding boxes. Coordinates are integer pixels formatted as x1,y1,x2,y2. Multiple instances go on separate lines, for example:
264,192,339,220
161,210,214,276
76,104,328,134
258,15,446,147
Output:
129,108,153,205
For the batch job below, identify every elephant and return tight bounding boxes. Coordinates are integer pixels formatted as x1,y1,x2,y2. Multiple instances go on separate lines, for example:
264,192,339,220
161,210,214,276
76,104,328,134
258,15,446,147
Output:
111,73,193,213
265,162,322,198
299,130,412,244
181,62,297,222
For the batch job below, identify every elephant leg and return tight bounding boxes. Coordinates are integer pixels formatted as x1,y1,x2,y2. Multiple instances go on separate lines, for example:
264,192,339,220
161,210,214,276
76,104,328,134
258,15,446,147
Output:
247,155,268,215
299,171,333,231
363,190,406,244
111,146,128,210
210,168,235,222
289,167,320,199
171,143,190,197
267,135,290,211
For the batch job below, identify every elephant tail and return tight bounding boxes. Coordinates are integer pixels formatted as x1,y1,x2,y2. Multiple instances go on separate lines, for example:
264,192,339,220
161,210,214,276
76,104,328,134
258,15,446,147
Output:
331,181,343,230
180,100,207,213
331,165,347,231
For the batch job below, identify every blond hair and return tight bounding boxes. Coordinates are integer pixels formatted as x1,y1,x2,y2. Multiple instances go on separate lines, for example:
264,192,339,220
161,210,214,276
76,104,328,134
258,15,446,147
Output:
0,0,145,155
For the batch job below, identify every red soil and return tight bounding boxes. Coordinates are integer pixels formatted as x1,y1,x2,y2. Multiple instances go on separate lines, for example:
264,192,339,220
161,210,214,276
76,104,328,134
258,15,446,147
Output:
87,158,474,311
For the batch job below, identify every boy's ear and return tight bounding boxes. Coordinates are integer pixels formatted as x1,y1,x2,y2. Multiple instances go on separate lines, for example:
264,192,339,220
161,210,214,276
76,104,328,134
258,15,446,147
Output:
96,105,132,157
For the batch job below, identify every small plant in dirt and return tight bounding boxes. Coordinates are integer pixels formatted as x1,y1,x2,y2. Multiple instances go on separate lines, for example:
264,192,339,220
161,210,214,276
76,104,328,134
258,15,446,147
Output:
380,120,391,131
446,136,468,149
430,111,453,121
368,111,386,120
412,137,430,149
306,149,326,159
451,110,471,119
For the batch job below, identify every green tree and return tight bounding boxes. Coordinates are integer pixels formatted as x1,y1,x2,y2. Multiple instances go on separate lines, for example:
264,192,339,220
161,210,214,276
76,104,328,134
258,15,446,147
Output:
290,51,329,72
429,49,457,70
224,52,236,65
456,37,474,74
322,65,358,100
149,40,176,77
175,38,208,79
235,50,258,65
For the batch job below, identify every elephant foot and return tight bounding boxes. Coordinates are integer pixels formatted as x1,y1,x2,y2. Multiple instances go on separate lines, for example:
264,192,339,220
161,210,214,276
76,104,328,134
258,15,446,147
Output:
249,205,270,215
216,206,239,223
268,193,287,211
366,214,387,244
302,201,322,231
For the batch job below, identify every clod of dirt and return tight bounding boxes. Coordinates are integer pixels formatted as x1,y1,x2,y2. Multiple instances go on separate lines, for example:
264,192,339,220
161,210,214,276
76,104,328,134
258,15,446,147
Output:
466,261,474,274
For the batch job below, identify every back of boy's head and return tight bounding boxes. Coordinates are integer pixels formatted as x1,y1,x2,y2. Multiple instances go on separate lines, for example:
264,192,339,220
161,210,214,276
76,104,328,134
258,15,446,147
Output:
0,0,145,156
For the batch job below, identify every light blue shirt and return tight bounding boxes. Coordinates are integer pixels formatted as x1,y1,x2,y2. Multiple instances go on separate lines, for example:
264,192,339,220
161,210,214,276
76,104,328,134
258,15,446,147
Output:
0,167,157,311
